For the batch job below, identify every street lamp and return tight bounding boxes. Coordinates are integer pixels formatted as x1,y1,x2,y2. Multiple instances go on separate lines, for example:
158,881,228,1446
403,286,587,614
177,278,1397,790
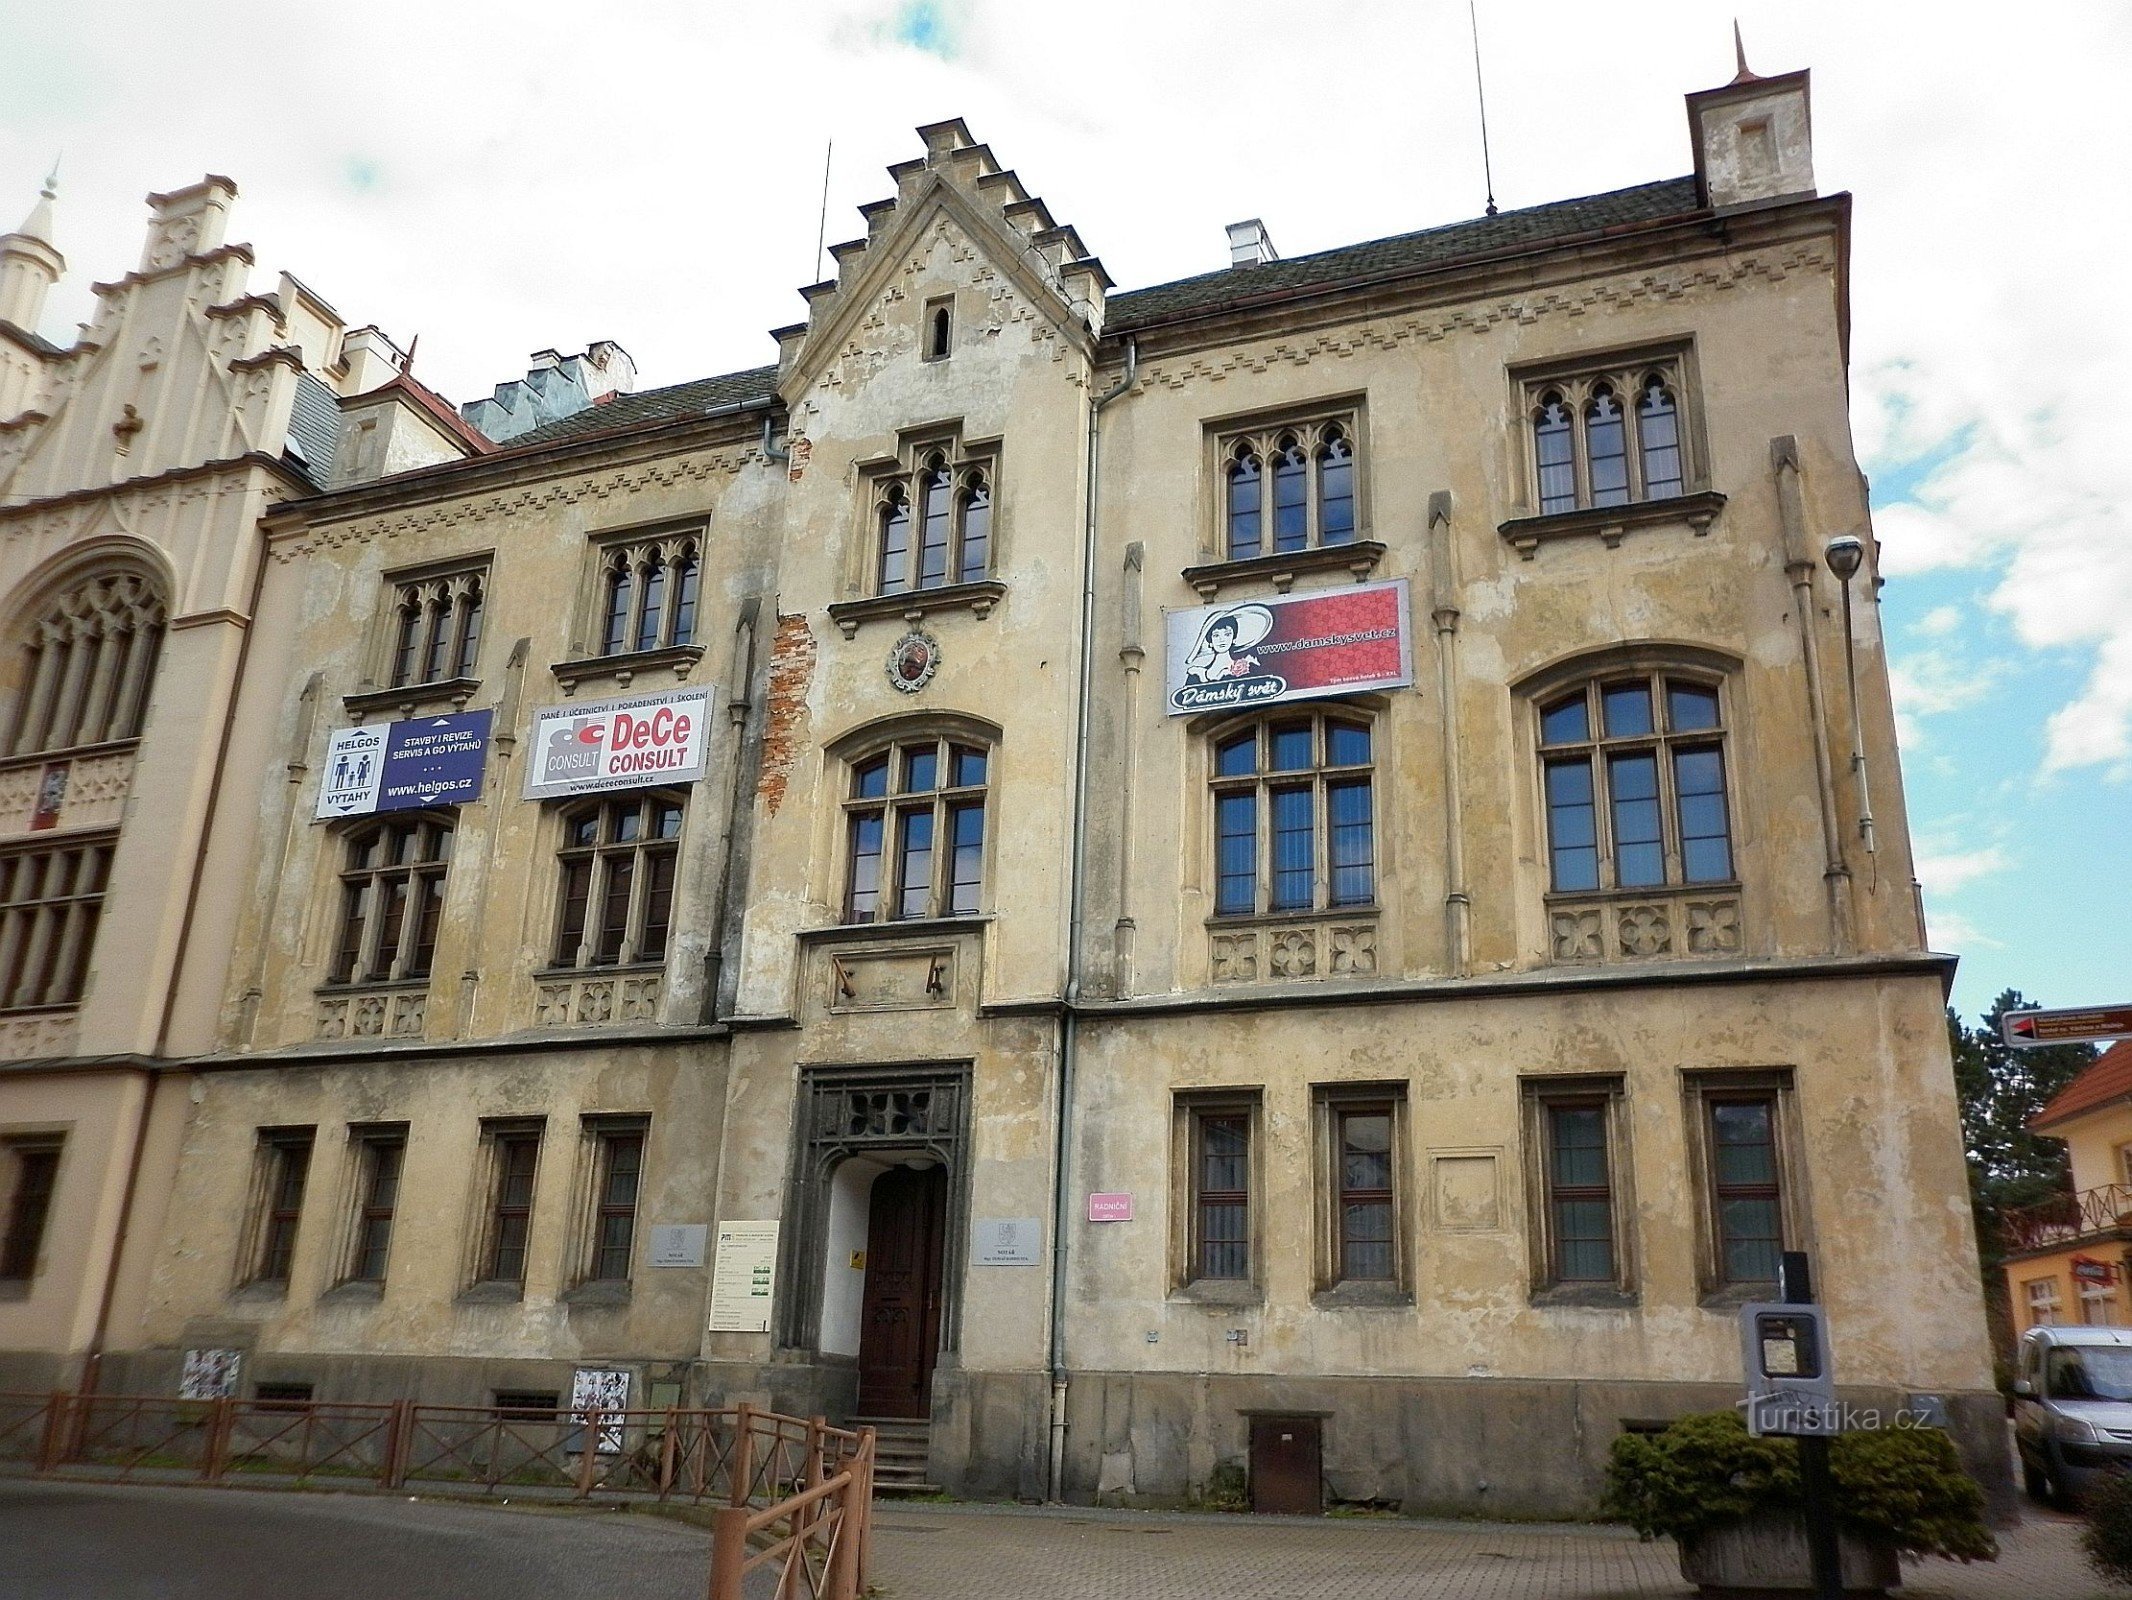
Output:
1823,537,1876,857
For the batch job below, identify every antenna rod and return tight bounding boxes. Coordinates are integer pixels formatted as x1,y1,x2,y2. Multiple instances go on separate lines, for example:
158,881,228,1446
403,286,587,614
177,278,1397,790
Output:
813,141,834,283
1468,0,1498,217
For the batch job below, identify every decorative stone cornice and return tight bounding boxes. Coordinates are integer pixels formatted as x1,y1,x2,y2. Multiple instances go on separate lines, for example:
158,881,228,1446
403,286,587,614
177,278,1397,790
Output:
1181,540,1386,599
825,580,1005,639
1498,490,1727,560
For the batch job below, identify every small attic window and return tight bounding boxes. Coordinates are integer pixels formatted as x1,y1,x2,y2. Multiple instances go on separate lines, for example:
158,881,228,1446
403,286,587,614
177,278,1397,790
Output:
924,298,953,362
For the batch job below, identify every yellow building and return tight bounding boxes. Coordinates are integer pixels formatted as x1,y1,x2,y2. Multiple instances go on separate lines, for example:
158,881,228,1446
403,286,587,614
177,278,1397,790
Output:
2003,1042,2132,1331
11,50,2006,1518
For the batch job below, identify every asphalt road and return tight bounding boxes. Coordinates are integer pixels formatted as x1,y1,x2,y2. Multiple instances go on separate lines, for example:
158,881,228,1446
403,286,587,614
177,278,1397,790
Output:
0,1478,721,1600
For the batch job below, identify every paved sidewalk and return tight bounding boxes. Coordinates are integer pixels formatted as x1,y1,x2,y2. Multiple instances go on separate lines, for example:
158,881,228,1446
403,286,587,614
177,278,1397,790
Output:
865,1499,2112,1600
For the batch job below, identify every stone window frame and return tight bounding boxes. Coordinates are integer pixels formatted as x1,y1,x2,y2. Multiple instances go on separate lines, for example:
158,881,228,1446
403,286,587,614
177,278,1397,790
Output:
1186,398,1381,595
1310,1082,1411,1302
554,518,711,692
1203,706,1378,923
823,711,1001,931
563,1112,651,1297
541,790,688,976
322,813,454,990
1170,1087,1264,1304
462,1116,546,1299
1508,341,1708,517
2024,1277,2061,1328
4,566,167,761
376,556,490,694
0,1130,65,1292
922,295,954,363
236,1125,316,1294
329,1121,408,1292
1518,1074,1638,1306
1680,1067,1811,1307
0,832,117,1014
830,425,1004,634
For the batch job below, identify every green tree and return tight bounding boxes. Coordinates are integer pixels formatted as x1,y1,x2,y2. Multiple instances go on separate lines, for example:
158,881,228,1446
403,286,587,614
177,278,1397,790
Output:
1951,988,2097,1267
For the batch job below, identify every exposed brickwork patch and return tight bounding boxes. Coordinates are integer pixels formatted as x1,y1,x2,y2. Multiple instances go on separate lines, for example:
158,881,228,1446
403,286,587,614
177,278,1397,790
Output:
758,613,816,816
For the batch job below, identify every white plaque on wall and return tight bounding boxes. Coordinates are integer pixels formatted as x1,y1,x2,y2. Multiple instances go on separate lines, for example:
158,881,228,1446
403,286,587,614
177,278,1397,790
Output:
707,1221,780,1333
648,1224,709,1268
973,1217,1043,1266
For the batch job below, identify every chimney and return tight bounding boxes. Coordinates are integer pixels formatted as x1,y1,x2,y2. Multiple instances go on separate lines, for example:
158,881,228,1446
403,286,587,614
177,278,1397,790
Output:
1225,219,1278,269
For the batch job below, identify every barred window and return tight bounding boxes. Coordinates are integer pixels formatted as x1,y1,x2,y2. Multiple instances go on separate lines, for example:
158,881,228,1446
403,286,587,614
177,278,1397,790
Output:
1186,1101,1256,1283
1209,713,1373,916
1221,414,1360,559
0,837,114,1011
1522,1077,1634,1296
595,532,702,657
843,736,988,923
1523,359,1692,515
1334,1104,1394,1282
7,571,165,757
386,566,486,688
1537,673,1732,895
872,446,996,595
553,793,684,968
328,817,452,985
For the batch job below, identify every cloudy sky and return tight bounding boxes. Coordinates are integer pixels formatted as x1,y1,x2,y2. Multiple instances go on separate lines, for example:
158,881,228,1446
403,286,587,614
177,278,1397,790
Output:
3,1,2123,1023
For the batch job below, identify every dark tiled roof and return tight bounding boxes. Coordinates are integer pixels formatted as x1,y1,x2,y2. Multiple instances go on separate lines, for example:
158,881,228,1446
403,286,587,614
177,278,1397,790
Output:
1104,177,1704,331
282,370,343,489
2033,1040,2132,1130
516,363,781,446
0,318,62,358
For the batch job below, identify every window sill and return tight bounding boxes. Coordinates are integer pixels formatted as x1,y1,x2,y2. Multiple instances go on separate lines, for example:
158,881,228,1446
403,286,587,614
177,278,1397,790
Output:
342,677,481,719
456,1280,524,1306
1497,489,1727,560
549,644,706,695
798,915,992,948
1312,1281,1412,1310
1698,1282,1776,1313
827,579,1006,639
1181,539,1384,599
0,736,140,775
1170,1279,1264,1308
562,1279,633,1308
230,1279,289,1304
320,1279,384,1306
1529,1283,1640,1310
1205,906,1377,930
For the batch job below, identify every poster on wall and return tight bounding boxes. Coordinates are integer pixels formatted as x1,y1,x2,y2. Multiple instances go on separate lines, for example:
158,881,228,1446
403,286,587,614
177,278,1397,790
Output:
179,1347,242,1401
706,1221,780,1334
522,685,714,801
314,710,494,819
568,1367,631,1453
1162,578,1413,716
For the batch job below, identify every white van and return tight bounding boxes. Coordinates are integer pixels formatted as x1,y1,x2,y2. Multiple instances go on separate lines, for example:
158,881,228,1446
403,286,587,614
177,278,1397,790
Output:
2013,1323,2132,1503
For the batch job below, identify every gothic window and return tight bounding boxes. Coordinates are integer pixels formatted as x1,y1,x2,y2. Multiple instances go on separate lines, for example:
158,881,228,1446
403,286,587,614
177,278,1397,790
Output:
593,532,703,658
385,565,486,689
6,571,166,757
0,837,115,1011
871,443,997,596
552,792,684,969
1536,671,1733,894
327,816,452,986
843,734,989,922
1208,712,1374,917
1216,412,1362,559
924,299,953,361
1520,355,1696,514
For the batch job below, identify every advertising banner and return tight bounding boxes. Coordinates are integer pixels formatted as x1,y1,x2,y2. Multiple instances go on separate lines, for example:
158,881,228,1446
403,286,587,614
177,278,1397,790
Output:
315,710,493,820
523,684,714,801
1163,578,1413,716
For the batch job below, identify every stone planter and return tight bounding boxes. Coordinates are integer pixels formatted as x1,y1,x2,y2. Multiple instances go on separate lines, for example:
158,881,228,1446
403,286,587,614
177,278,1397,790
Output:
1678,1510,1902,1595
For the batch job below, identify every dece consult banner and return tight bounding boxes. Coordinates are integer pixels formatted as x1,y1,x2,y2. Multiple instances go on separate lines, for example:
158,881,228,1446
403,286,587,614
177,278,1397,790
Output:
1163,578,1413,716
522,684,714,800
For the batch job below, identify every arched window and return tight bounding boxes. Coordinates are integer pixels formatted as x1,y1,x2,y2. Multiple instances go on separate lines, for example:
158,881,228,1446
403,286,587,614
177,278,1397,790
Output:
1271,435,1309,554
553,792,685,968
1536,672,1732,894
1225,447,1263,560
328,815,453,985
599,552,634,656
1208,711,1374,916
928,305,952,360
386,567,485,689
1584,384,1629,507
916,456,953,588
1533,393,1576,515
1637,374,1683,499
7,570,166,757
1316,427,1355,545
634,550,668,653
843,733,990,922
670,550,700,648
877,486,912,595
957,474,992,584
593,532,704,657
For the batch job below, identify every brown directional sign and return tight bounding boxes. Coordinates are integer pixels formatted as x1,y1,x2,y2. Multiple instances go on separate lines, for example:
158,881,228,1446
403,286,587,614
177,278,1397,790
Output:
2003,1006,2132,1048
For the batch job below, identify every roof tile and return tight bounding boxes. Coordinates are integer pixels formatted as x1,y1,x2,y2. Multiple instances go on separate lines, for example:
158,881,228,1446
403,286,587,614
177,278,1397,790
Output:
2033,1039,2132,1130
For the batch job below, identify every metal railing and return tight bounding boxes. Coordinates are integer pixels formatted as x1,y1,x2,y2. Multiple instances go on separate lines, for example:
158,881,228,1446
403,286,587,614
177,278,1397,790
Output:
0,1391,875,1594
2004,1183,2132,1253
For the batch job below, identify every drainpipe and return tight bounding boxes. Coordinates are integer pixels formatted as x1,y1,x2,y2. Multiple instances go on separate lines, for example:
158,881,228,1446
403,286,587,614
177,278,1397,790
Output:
1048,334,1136,1503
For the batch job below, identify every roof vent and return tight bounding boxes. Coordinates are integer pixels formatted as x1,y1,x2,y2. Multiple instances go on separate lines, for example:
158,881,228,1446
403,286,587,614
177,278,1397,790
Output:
1225,218,1278,269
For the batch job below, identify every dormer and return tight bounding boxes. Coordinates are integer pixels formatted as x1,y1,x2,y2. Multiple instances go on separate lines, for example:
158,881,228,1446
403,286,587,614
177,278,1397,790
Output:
1686,46,1815,213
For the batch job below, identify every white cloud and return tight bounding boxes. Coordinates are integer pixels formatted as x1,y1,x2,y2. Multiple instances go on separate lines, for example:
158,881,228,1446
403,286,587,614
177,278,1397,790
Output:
1913,606,1962,639
1923,906,2002,954
1912,842,2011,898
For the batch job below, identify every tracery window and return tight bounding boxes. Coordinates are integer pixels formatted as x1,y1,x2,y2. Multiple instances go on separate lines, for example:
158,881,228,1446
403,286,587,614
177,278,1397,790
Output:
1522,359,1691,515
327,816,452,985
6,571,165,757
385,564,486,688
1208,712,1374,917
1220,413,1360,559
594,531,703,657
0,837,115,1011
873,448,994,596
842,734,990,923
1536,673,1733,894
552,792,684,969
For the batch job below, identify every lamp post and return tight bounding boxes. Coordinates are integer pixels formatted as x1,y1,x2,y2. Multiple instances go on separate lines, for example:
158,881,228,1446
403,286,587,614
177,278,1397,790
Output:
1823,536,1876,858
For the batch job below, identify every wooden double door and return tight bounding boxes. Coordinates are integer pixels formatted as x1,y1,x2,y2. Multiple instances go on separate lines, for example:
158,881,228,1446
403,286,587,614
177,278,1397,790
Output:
855,1165,948,1419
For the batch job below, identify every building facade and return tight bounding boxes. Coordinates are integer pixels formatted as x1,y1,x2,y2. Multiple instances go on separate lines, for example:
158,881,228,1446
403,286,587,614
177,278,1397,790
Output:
2002,1041,2132,1333
18,54,2004,1516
